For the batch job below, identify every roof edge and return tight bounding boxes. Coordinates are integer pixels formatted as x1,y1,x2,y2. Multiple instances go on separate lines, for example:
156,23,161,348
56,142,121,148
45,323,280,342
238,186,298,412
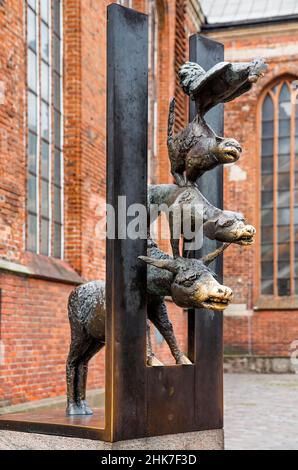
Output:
202,13,298,32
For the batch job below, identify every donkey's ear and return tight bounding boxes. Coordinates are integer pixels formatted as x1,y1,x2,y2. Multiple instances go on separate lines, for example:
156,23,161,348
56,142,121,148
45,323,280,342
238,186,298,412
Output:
201,243,230,266
138,256,178,273
217,214,234,227
203,220,216,239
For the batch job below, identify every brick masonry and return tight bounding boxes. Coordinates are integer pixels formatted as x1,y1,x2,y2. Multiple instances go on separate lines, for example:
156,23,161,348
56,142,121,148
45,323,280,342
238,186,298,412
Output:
3,2,297,410
0,0,200,407
203,21,298,357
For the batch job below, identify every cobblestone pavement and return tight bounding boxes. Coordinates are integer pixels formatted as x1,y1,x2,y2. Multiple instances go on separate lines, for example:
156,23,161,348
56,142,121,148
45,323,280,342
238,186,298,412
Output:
224,374,298,450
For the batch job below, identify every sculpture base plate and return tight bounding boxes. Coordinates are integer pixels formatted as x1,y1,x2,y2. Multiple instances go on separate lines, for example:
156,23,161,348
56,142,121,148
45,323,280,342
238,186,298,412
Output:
0,426,224,450
0,409,224,449
0,408,105,441
103,429,224,450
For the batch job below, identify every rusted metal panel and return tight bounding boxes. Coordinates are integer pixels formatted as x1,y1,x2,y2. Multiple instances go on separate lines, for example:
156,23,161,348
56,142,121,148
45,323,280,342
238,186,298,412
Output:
189,34,224,431
105,3,149,442
147,366,196,436
0,20,224,444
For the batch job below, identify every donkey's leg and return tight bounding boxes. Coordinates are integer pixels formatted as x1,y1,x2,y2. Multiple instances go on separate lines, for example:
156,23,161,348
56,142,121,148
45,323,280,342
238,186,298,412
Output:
169,211,181,258
171,169,187,188
149,299,191,365
66,343,77,413
77,339,104,415
66,333,93,416
146,319,163,366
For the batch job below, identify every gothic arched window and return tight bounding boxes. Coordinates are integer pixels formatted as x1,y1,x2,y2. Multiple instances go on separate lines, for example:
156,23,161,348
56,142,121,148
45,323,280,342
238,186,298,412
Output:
260,78,298,296
27,0,63,258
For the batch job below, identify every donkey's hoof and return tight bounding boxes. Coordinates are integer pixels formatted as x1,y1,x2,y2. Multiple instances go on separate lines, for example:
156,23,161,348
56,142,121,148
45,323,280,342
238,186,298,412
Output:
176,354,192,365
147,355,164,366
82,400,93,415
66,403,92,416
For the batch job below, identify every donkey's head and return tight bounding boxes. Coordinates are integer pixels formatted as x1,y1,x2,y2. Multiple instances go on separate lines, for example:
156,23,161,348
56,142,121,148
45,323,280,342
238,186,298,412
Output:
139,244,233,310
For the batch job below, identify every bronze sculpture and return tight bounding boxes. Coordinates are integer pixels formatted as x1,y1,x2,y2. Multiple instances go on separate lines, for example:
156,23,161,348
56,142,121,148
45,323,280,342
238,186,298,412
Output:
66,55,267,416
149,184,256,257
66,240,232,415
168,97,242,186
179,59,267,112
168,59,267,186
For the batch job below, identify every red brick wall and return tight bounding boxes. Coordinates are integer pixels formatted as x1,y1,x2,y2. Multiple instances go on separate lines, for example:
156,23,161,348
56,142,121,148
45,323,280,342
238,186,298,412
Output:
63,0,197,278
0,0,201,407
0,272,105,407
64,0,109,280
224,311,298,356
174,0,187,133
63,0,83,275
150,301,189,364
5,3,298,410
204,24,298,356
0,0,26,263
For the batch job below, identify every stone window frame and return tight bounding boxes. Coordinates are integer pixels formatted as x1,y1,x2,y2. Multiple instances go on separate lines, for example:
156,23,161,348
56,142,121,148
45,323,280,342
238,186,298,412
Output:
257,75,298,303
26,0,64,259
118,0,133,7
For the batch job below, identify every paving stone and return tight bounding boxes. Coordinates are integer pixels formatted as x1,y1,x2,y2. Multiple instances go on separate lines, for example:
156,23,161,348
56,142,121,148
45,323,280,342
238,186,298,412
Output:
224,374,298,450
